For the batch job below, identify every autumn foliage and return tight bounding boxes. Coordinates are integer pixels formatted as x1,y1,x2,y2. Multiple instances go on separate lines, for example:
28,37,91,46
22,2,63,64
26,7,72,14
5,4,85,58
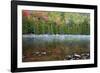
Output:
22,10,90,35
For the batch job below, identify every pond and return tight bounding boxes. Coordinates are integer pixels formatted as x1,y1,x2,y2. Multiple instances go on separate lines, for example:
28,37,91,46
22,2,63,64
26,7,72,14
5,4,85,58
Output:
22,34,90,62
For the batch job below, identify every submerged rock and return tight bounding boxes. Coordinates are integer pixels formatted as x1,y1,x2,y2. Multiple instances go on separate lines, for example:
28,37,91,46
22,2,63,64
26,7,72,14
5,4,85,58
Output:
32,51,47,56
64,53,90,60
41,52,47,55
65,55,72,60
81,53,90,59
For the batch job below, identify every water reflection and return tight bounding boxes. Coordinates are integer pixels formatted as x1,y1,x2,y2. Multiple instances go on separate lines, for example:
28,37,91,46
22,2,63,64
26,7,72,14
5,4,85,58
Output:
22,34,90,62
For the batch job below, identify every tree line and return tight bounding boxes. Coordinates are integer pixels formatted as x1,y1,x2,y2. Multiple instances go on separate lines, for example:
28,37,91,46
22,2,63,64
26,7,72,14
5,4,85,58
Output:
22,10,90,35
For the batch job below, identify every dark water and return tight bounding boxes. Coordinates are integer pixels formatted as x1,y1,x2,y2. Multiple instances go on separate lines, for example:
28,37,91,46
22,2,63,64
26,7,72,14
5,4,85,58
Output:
22,34,90,62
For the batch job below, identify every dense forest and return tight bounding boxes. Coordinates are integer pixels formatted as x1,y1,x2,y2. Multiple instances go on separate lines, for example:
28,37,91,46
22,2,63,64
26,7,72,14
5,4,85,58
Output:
22,10,90,35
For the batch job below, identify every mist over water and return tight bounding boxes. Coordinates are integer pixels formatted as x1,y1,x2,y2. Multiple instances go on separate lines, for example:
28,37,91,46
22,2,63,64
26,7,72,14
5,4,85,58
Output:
23,34,90,41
